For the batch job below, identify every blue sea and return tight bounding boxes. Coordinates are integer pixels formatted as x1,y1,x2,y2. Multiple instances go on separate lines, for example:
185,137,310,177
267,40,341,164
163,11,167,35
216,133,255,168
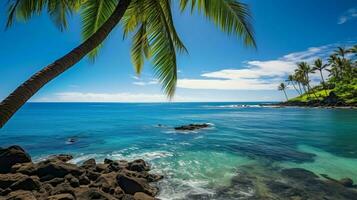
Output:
1,102,357,199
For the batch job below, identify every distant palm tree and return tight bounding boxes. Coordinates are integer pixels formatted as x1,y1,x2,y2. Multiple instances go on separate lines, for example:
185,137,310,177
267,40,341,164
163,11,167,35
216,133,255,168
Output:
286,74,301,95
312,58,328,95
0,0,256,128
278,83,288,101
334,47,349,59
297,62,318,99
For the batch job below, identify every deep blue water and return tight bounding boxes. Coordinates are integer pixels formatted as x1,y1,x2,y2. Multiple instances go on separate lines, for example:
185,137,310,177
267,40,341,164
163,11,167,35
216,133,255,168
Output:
1,103,357,199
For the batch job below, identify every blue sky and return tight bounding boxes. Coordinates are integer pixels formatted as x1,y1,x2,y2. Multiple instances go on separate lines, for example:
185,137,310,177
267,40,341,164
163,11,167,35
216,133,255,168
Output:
0,0,356,102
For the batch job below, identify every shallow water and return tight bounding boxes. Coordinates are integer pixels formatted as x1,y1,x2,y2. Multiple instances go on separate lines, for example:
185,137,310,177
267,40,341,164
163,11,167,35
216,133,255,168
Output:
1,103,357,199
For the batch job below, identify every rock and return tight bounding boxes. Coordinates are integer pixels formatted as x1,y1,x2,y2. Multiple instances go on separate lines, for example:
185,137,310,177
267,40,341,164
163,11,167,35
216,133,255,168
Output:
281,168,318,180
51,182,74,196
48,154,73,163
81,159,96,169
64,174,80,188
116,174,157,196
174,123,210,131
127,159,150,172
47,193,75,200
96,163,109,173
45,178,65,187
122,194,135,200
86,170,101,181
113,187,124,199
0,145,32,173
11,162,37,175
0,173,28,189
78,174,90,185
134,192,155,200
9,176,40,191
339,178,354,188
36,161,83,180
6,190,37,200
74,187,116,200
104,158,114,164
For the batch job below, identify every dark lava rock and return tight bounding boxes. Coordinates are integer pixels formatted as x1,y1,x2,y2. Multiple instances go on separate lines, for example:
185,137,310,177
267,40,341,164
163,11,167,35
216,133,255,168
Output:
339,178,354,188
48,154,74,163
281,168,319,180
174,123,210,131
127,159,150,172
1,145,162,200
116,174,157,196
0,145,32,173
36,161,83,180
47,193,75,200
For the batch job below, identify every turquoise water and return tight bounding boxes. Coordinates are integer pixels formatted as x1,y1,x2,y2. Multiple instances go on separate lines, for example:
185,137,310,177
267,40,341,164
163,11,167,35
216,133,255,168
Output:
1,103,357,199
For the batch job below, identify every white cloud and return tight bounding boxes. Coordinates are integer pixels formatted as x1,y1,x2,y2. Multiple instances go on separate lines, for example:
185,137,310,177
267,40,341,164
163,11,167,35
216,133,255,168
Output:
35,92,192,102
338,8,357,24
133,80,158,86
177,44,340,90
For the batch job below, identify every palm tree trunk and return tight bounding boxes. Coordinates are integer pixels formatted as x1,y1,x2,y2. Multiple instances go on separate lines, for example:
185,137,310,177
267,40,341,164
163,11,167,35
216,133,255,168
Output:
319,70,328,96
291,82,300,95
283,90,288,101
0,0,132,128
297,82,303,95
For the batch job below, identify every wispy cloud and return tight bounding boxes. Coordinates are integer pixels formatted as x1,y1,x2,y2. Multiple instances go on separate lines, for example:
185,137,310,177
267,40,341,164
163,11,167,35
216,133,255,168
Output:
178,43,343,90
35,92,192,102
338,7,357,24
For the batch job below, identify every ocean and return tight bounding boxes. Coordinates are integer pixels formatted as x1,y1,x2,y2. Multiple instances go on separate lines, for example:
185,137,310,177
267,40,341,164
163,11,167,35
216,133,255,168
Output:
1,102,357,199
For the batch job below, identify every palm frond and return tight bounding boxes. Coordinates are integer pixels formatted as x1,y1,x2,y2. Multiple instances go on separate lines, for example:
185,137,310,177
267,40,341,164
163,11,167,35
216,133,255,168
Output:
181,0,256,47
81,0,117,60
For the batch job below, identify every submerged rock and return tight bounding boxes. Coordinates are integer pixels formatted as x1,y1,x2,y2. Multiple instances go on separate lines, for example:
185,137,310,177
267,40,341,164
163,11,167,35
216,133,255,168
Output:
0,145,162,200
174,123,210,131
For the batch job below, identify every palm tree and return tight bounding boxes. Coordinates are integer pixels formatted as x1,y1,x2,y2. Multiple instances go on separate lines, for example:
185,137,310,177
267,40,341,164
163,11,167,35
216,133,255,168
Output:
0,0,256,128
297,62,318,99
286,74,301,95
312,58,328,95
278,83,288,101
334,47,349,59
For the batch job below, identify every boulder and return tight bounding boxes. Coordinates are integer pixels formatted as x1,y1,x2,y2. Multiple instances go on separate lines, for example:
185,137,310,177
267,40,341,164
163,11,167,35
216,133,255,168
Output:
174,123,210,131
64,174,80,188
11,162,37,175
134,192,155,200
0,173,28,189
81,159,96,169
48,154,73,163
78,174,90,185
74,187,116,200
127,159,150,172
6,190,37,200
0,145,32,173
339,178,354,188
9,176,40,191
116,174,157,196
47,193,75,200
36,161,83,180
51,182,74,196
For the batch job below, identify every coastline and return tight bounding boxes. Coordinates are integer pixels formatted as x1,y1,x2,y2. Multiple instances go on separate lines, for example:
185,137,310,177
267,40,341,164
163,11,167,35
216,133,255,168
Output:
0,146,162,200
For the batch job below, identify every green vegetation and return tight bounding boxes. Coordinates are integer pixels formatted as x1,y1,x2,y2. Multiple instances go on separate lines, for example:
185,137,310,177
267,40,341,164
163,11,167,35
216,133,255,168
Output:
0,0,256,128
279,45,357,105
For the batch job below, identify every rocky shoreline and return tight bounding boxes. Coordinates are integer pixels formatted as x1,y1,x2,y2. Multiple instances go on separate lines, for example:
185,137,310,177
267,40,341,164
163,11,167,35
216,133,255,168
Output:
272,92,357,108
0,146,162,200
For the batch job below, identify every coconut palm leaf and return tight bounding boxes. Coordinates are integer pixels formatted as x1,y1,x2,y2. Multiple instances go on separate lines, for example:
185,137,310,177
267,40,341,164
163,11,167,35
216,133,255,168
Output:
81,0,118,60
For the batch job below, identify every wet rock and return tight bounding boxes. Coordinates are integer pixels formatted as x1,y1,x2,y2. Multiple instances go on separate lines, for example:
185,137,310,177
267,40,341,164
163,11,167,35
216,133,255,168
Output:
0,145,32,173
36,161,83,180
48,154,73,163
104,158,114,164
339,178,354,188
281,168,318,180
81,158,96,169
64,174,80,188
47,193,75,200
116,174,157,196
86,170,101,181
174,123,210,131
78,174,90,185
45,178,65,187
127,159,150,172
134,192,155,200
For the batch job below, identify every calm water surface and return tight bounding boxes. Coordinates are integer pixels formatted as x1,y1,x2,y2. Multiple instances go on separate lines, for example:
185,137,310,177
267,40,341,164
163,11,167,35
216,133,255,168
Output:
1,103,357,199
